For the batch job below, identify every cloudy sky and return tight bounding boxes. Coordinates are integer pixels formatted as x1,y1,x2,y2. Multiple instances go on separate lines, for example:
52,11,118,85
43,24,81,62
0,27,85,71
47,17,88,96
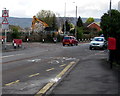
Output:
0,0,120,18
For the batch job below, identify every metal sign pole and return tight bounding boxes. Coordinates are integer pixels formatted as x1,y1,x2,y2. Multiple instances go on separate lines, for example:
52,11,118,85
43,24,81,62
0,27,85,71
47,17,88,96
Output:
2,8,9,50
4,30,7,49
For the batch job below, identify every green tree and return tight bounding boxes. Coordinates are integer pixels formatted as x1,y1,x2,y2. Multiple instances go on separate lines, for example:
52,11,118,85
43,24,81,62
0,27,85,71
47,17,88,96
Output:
9,25,21,39
100,9,120,38
70,28,75,35
65,20,70,32
77,27,84,40
86,17,94,23
36,10,58,30
77,16,83,27
101,9,120,64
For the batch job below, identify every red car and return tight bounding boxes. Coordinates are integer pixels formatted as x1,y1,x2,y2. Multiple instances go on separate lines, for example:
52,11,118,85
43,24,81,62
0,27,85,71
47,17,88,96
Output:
62,36,78,46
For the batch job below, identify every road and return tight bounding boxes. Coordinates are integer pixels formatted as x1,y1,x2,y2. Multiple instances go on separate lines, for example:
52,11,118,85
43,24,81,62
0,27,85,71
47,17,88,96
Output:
2,42,118,95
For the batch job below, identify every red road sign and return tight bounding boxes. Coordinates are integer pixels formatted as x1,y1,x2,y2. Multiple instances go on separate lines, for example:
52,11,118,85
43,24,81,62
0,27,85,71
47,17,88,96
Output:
2,10,9,17
2,17,9,24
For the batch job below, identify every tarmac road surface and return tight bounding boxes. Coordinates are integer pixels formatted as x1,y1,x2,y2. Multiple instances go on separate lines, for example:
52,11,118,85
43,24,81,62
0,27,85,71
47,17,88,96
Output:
2,42,119,95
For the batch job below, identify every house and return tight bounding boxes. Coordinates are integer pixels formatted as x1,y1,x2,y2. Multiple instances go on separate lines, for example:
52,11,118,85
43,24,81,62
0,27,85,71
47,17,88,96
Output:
87,22,101,32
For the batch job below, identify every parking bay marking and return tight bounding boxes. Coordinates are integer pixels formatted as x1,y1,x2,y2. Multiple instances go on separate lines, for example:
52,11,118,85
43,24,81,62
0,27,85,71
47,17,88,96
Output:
29,73,40,78
5,80,20,86
35,60,79,96
46,68,55,72
59,64,66,67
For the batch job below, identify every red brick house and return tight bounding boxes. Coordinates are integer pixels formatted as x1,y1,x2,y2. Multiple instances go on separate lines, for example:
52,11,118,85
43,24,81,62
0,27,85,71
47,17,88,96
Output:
87,22,101,32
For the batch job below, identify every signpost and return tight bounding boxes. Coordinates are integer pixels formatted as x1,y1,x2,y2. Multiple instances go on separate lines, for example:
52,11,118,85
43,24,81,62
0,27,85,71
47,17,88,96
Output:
2,8,9,49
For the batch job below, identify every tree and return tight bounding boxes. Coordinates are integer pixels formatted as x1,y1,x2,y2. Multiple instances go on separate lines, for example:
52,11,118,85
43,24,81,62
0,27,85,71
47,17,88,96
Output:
77,16,83,27
86,17,94,23
101,9,120,64
65,20,70,32
77,27,83,40
36,10,58,30
9,25,21,39
101,9,120,39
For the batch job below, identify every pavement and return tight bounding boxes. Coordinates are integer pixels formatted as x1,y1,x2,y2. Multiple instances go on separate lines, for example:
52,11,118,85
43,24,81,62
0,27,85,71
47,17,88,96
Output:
2,42,44,52
1,41,89,52
47,49,120,95
2,42,25,52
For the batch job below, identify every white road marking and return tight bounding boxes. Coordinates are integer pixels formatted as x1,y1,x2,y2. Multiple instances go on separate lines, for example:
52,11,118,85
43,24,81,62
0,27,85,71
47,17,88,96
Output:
59,64,66,67
29,73,40,78
1,53,24,59
27,59,41,62
46,68,55,72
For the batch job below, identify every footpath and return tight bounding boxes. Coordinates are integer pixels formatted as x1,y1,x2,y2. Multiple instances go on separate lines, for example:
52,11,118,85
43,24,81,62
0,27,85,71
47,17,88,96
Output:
2,42,45,52
48,50,119,96
2,42,25,52
2,41,89,52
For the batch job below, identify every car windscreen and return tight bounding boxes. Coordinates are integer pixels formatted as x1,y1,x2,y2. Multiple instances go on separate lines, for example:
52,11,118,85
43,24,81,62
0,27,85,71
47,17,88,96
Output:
93,38,104,41
64,37,71,39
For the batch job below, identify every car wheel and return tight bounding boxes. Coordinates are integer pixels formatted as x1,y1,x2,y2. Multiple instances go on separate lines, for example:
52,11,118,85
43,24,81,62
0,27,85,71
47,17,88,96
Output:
63,44,65,46
89,46,92,50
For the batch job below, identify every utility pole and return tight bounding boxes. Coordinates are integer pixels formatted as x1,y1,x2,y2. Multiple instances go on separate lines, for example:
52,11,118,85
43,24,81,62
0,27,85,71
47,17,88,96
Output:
109,0,112,17
109,0,113,69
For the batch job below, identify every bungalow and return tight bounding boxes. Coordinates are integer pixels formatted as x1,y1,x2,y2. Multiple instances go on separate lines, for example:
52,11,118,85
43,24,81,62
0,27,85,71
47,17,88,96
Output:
87,22,101,32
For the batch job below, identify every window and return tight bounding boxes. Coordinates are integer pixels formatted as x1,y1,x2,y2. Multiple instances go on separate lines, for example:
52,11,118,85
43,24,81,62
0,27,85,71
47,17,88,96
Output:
93,38,104,41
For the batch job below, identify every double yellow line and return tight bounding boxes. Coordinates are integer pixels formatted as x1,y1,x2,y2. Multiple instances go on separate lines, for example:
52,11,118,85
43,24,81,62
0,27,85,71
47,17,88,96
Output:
35,59,79,96
4,59,79,95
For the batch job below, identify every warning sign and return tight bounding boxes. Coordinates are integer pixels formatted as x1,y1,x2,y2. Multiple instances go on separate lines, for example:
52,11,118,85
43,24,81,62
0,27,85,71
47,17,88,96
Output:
2,10,9,17
2,17,9,24
2,9,9,29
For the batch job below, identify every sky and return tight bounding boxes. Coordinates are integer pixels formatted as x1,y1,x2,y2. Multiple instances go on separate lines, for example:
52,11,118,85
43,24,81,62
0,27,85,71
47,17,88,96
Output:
0,0,120,18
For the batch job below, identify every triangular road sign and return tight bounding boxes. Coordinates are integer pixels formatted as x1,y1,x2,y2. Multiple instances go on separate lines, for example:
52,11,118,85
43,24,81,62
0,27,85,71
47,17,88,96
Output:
2,17,9,24
2,10,9,17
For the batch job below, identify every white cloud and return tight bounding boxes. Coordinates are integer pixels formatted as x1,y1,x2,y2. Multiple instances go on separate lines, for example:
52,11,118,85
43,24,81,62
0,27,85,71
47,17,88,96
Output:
0,0,120,18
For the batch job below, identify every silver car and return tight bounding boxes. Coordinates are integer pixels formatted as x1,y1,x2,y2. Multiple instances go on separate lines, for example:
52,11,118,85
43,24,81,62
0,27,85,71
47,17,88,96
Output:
89,37,107,50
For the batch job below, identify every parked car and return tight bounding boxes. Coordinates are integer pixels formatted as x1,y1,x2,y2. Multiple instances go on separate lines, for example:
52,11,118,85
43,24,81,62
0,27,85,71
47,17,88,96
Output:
62,36,78,46
89,37,107,50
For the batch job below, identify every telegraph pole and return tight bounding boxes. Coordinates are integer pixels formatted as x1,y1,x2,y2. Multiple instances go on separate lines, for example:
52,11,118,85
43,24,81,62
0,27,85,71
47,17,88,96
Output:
109,0,113,69
109,0,112,17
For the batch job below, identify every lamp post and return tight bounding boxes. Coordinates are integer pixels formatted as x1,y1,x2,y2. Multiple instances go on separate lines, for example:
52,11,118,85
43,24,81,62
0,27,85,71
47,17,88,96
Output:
64,2,66,35
75,5,77,38
73,2,77,38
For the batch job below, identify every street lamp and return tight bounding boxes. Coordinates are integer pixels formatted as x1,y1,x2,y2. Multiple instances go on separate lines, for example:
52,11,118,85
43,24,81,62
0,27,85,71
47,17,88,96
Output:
73,2,77,38
64,2,66,35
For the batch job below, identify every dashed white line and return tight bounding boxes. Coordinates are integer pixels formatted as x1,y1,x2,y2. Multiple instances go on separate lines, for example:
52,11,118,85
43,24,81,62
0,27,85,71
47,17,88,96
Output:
1,53,24,59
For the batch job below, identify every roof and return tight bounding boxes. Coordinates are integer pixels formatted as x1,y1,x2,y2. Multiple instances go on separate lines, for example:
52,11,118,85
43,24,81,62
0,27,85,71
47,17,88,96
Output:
94,37,105,38
87,22,100,28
